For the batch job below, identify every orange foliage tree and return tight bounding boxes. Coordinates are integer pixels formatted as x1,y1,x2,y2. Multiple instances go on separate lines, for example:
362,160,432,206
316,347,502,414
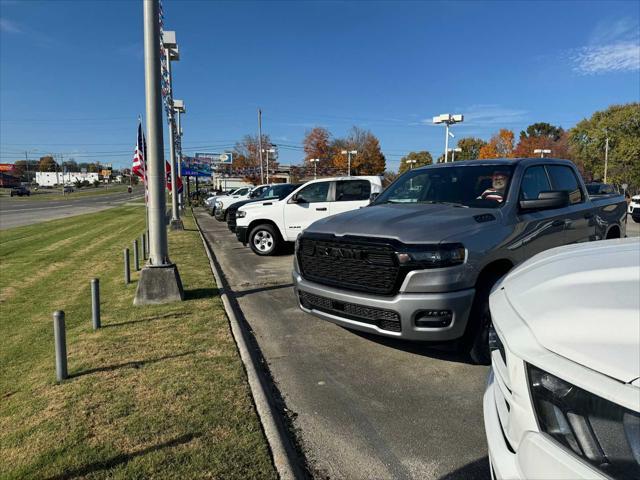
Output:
478,129,515,159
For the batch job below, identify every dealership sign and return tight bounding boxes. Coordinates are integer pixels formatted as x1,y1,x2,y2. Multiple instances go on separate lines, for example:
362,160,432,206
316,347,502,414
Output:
195,152,233,164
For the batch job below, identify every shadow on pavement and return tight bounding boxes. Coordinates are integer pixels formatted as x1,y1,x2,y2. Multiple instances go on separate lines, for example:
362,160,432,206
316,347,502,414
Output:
45,433,200,480
348,329,475,365
438,456,490,480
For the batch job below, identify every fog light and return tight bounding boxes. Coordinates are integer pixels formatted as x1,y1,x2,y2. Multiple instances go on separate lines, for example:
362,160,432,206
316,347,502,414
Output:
414,310,452,328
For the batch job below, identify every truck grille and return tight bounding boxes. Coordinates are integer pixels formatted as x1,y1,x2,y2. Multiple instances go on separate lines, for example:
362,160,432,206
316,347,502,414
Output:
227,208,237,229
298,291,401,332
298,236,400,295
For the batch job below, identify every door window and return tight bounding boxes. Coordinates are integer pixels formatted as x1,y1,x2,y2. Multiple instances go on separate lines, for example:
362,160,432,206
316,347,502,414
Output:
520,166,551,200
335,180,371,201
295,182,330,203
234,187,250,196
547,166,584,204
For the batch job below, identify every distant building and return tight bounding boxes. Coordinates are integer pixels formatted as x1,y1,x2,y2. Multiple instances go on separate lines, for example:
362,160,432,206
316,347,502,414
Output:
35,171,100,187
0,164,20,188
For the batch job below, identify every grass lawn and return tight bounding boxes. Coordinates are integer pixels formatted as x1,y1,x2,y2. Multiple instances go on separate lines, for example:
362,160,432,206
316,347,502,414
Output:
0,206,276,479
0,184,137,202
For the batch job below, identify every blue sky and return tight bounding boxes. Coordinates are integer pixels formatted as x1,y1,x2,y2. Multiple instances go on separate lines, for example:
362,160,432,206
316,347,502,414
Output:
1,0,639,171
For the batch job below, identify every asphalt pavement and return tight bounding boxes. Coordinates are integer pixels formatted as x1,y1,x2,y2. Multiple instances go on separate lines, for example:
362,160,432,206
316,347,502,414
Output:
196,210,491,480
0,187,145,229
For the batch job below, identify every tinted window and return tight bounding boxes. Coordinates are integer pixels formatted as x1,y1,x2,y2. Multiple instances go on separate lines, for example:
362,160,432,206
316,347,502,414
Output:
296,182,330,203
547,165,583,204
235,187,250,196
520,166,551,200
375,165,515,208
335,180,371,201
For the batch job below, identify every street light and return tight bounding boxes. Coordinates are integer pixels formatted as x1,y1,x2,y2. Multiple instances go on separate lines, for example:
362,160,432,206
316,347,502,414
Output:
173,99,185,209
262,147,276,183
405,159,417,170
309,158,320,179
433,113,464,163
533,148,551,158
448,147,462,162
340,150,357,176
162,30,182,230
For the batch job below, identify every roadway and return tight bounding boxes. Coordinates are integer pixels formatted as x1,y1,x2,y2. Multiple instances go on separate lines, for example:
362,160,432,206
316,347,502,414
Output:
196,210,491,480
0,186,145,230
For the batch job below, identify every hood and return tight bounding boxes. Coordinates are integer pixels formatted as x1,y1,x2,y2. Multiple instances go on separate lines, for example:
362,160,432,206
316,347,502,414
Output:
240,199,283,211
502,238,640,384
305,203,503,244
229,197,279,211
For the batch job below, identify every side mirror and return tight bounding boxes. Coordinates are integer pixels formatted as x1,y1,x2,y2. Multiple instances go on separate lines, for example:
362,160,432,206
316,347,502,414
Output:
519,190,570,211
295,195,308,204
369,192,379,203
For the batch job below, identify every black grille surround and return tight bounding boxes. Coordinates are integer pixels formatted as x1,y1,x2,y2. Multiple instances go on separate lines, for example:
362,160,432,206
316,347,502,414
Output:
227,207,238,230
297,233,432,296
298,290,401,332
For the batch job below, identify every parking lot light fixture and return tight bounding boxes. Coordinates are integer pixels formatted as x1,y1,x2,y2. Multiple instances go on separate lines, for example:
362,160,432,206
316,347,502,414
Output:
406,159,417,170
310,158,320,179
262,148,276,183
433,113,464,163
533,148,551,158
341,150,358,176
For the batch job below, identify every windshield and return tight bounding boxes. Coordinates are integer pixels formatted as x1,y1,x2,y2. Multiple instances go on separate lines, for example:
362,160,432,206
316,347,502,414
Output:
260,184,300,200
374,164,515,209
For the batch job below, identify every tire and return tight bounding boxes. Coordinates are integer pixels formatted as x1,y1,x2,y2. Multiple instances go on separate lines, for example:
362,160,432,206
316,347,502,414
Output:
249,224,279,256
462,271,505,365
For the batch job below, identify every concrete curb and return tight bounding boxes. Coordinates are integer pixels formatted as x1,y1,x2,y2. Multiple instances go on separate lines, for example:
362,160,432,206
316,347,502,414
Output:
193,211,302,480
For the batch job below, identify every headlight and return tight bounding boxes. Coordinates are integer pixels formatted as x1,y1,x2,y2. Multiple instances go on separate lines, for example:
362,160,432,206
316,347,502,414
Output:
527,364,640,479
236,210,246,218
216,201,223,209
395,243,465,268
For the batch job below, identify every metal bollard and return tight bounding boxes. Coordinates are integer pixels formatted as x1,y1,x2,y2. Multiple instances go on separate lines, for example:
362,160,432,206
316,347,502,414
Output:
91,278,101,330
141,233,147,259
146,229,150,254
133,239,139,271
53,311,68,381
124,248,130,285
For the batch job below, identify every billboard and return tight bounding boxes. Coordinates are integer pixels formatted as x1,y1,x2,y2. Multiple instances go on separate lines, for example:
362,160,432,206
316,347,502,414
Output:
195,152,233,164
181,156,211,177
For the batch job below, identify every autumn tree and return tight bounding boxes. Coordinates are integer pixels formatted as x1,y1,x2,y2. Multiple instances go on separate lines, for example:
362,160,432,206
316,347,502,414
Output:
568,103,640,189
329,126,385,175
232,134,275,184
38,155,57,172
519,122,564,141
478,129,515,159
303,127,332,172
456,137,487,160
513,122,570,158
398,151,432,174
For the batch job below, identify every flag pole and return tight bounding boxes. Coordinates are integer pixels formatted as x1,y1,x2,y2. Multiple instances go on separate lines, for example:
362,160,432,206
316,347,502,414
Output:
139,114,149,250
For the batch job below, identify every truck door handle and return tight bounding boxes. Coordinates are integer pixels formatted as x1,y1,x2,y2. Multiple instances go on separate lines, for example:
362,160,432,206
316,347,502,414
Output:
316,207,327,211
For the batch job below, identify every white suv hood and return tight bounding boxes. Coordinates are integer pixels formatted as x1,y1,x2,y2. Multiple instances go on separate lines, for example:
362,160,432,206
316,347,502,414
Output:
500,238,640,384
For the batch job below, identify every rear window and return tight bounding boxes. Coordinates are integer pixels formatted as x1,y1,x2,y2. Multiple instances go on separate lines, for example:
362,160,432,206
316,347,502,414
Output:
335,180,371,201
547,165,583,204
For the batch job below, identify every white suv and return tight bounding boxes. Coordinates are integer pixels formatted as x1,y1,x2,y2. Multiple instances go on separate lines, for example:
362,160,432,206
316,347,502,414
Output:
235,176,382,255
484,238,640,479
629,194,640,222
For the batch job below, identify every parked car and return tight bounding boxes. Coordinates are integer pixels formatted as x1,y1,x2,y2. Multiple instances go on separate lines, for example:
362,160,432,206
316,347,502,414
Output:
292,158,627,363
208,186,251,215
204,189,237,208
214,184,271,222
628,194,640,223
586,182,617,197
227,183,301,233
484,238,640,480
10,186,30,197
63,185,74,193
235,176,383,256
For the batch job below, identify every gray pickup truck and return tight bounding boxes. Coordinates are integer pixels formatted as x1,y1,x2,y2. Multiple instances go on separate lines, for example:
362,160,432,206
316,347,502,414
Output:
292,158,627,363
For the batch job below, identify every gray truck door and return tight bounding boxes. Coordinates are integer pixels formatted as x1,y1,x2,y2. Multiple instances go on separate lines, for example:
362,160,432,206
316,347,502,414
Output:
546,165,594,244
516,165,569,258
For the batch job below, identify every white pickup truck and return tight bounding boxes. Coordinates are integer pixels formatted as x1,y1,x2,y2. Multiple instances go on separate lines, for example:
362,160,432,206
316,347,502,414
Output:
235,176,382,255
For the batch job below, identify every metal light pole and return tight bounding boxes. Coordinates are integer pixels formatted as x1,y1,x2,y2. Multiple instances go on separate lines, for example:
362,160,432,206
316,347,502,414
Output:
174,99,185,209
448,147,462,162
604,138,609,184
433,114,464,163
533,148,551,158
135,0,183,305
162,31,183,230
310,158,320,179
341,150,357,176
262,148,275,184
258,108,264,184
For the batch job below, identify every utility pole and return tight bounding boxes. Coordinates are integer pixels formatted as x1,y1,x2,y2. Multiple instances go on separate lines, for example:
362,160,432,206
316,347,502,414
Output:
24,151,30,185
258,108,264,184
134,0,183,306
174,99,185,209
162,31,182,230
604,137,609,184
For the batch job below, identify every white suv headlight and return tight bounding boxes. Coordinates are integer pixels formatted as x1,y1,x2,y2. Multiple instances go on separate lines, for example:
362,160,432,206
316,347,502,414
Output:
237,210,246,218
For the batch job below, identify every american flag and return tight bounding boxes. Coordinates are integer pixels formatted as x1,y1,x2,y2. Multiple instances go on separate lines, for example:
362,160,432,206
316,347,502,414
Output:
133,120,182,194
132,121,146,181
